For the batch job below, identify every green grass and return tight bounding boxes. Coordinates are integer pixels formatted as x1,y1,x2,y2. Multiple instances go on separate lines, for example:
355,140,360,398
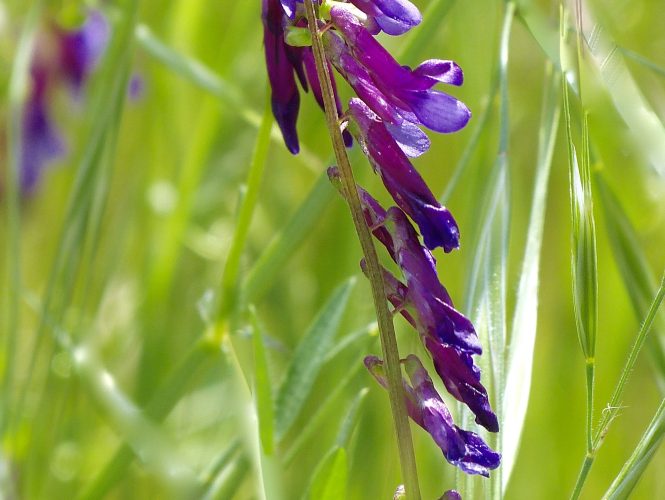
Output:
2,0,665,498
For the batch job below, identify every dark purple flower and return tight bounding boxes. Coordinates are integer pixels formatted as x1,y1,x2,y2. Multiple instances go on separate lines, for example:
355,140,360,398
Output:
329,6,470,135
263,0,301,153
426,338,499,432
349,0,422,36
348,98,460,253
440,490,462,500
381,207,480,354
365,355,500,477
57,9,110,96
263,1,351,153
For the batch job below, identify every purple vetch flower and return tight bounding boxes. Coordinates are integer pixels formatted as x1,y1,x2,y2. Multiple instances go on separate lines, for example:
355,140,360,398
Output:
20,67,65,193
425,338,499,432
263,0,301,153
328,6,470,135
365,355,500,477
349,0,422,36
18,9,109,194
57,9,110,95
348,98,460,252
262,0,352,153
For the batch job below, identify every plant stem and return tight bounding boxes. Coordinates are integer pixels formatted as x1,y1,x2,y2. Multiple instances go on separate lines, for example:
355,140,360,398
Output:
302,1,421,498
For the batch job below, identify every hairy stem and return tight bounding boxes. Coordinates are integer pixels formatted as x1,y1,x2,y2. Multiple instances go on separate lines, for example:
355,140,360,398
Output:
302,1,421,498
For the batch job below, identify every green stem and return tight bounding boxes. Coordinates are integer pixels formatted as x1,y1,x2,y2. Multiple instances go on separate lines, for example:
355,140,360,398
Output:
302,2,421,498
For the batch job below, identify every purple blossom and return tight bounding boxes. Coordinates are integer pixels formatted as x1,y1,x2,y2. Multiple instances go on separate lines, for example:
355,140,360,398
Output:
348,98,460,252
20,69,65,193
365,355,500,477
328,6,470,135
349,0,422,35
263,0,352,153
57,10,110,96
426,338,499,432
19,10,108,194
263,0,301,153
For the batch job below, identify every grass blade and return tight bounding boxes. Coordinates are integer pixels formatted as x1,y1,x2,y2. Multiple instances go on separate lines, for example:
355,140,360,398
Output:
275,278,356,439
595,276,665,447
307,447,348,500
250,308,275,456
218,99,273,320
596,175,665,386
501,63,560,490
243,171,335,303
603,398,665,499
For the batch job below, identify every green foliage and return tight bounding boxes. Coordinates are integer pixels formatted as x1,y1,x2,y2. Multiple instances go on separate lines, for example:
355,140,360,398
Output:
1,0,665,498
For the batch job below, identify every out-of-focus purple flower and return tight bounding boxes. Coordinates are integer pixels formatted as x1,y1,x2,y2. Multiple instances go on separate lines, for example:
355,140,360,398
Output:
349,0,422,35
348,98,460,252
18,9,109,194
365,355,500,477
328,6,470,135
20,68,65,193
57,10,110,96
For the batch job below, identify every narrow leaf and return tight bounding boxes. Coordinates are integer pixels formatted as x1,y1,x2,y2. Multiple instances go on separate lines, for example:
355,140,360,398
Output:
275,278,356,438
502,64,560,489
243,171,335,303
596,175,665,387
308,448,348,500
250,309,275,455
603,399,665,499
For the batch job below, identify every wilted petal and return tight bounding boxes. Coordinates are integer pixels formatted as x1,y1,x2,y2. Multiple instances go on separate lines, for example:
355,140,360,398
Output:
366,355,500,476
425,338,499,432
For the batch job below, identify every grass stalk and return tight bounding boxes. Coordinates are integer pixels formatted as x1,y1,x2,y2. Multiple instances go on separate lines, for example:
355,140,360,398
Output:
302,1,420,497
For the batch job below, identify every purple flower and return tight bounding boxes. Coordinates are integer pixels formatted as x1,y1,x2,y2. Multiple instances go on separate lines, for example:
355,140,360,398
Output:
426,338,499,432
19,9,108,194
328,6,470,135
263,0,301,153
349,0,422,35
57,10,110,96
348,98,460,252
20,68,65,193
365,355,500,477
262,1,351,153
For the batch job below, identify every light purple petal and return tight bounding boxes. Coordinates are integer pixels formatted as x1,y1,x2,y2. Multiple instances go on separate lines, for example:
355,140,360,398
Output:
403,89,471,134
413,59,464,86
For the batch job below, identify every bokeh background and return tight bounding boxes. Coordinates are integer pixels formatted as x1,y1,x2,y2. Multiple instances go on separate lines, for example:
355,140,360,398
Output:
1,0,664,498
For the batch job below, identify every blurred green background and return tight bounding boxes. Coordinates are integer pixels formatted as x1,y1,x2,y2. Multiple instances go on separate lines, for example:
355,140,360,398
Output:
1,0,664,498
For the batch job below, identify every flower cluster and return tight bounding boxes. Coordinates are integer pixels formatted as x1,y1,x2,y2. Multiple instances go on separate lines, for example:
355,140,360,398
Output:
262,0,500,478
19,10,109,194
